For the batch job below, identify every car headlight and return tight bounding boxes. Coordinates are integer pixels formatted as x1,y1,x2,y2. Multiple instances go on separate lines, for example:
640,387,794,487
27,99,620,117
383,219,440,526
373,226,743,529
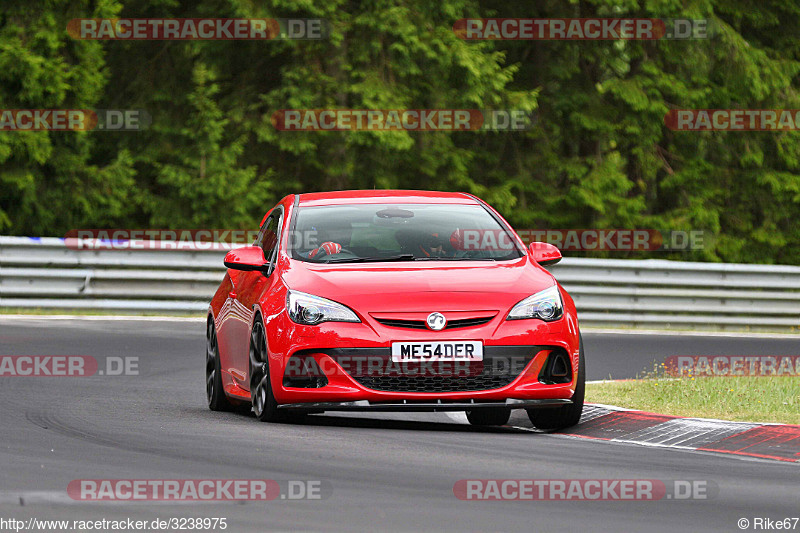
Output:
507,285,564,322
286,290,360,325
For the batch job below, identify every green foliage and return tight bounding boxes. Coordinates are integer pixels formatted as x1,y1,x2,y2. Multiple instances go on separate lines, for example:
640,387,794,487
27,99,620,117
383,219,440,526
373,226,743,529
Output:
0,0,798,263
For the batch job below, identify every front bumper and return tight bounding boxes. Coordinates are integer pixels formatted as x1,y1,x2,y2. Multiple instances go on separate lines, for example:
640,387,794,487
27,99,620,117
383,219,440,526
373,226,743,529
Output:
268,311,581,406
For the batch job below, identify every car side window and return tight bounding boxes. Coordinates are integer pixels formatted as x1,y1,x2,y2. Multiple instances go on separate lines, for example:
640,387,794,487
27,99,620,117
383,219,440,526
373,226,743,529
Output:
255,207,284,272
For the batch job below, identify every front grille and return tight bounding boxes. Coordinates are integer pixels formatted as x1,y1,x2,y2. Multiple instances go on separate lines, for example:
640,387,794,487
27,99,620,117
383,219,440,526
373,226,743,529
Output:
375,316,493,330
351,373,517,393
449,317,494,328
375,318,428,329
303,345,542,394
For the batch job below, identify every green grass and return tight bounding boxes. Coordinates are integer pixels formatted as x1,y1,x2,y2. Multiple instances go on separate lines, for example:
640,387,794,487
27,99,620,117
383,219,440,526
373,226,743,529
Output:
587,376,800,425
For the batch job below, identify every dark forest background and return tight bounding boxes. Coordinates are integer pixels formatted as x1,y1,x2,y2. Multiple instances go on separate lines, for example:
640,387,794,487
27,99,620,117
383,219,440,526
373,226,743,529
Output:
2,0,799,263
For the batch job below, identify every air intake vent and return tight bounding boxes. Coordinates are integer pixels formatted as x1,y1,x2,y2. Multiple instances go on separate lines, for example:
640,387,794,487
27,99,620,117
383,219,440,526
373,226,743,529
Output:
283,354,328,388
538,349,573,384
375,316,493,330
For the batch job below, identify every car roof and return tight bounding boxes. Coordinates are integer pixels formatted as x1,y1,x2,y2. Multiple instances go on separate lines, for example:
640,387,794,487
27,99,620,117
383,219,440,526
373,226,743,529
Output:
296,190,479,207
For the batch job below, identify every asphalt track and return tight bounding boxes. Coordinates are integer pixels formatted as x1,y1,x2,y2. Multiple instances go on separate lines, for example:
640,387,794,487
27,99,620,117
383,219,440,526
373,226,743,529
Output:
0,317,797,532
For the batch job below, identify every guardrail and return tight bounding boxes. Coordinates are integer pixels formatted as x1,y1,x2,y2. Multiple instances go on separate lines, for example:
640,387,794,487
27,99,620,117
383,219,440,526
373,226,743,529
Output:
1,236,799,331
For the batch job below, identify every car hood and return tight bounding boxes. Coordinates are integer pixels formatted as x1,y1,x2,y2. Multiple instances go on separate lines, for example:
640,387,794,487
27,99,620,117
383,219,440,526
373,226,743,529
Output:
281,256,556,313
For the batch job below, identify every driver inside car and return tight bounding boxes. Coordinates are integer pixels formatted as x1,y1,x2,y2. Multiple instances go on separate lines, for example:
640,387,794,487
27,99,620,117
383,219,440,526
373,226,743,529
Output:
308,241,343,259
306,223,352,259
418,232,448,258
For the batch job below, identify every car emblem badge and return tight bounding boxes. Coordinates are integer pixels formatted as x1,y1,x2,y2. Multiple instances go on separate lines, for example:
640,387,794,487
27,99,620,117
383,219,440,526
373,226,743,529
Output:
426,312,447,331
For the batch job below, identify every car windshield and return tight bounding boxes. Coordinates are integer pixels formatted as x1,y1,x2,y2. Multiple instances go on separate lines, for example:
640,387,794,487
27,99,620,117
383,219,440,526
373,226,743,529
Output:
290,203,524,263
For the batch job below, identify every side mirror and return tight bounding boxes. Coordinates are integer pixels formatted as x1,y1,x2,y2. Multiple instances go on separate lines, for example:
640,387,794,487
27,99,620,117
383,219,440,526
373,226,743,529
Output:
224,246,272,272
529,242,562,266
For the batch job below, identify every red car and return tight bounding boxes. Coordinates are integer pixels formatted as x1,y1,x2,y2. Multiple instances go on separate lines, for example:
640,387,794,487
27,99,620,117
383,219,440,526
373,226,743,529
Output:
206,190,584,429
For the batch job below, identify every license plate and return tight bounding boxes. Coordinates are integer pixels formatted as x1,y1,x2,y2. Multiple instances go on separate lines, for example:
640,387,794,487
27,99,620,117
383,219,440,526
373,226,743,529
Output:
391,341,483,362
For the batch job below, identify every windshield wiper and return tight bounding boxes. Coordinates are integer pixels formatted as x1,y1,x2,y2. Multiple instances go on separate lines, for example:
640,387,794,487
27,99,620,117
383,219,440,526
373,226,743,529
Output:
322,254,416,263
414,256,497,261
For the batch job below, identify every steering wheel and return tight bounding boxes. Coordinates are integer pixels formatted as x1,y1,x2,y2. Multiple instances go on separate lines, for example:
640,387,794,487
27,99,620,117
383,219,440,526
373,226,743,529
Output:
309,242,353,260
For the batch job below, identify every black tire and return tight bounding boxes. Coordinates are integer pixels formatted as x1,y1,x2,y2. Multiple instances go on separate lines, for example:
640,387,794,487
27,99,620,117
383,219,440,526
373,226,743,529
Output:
206,318,236,412
466,408,511,426
527,334,585,430
249,317,284,422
